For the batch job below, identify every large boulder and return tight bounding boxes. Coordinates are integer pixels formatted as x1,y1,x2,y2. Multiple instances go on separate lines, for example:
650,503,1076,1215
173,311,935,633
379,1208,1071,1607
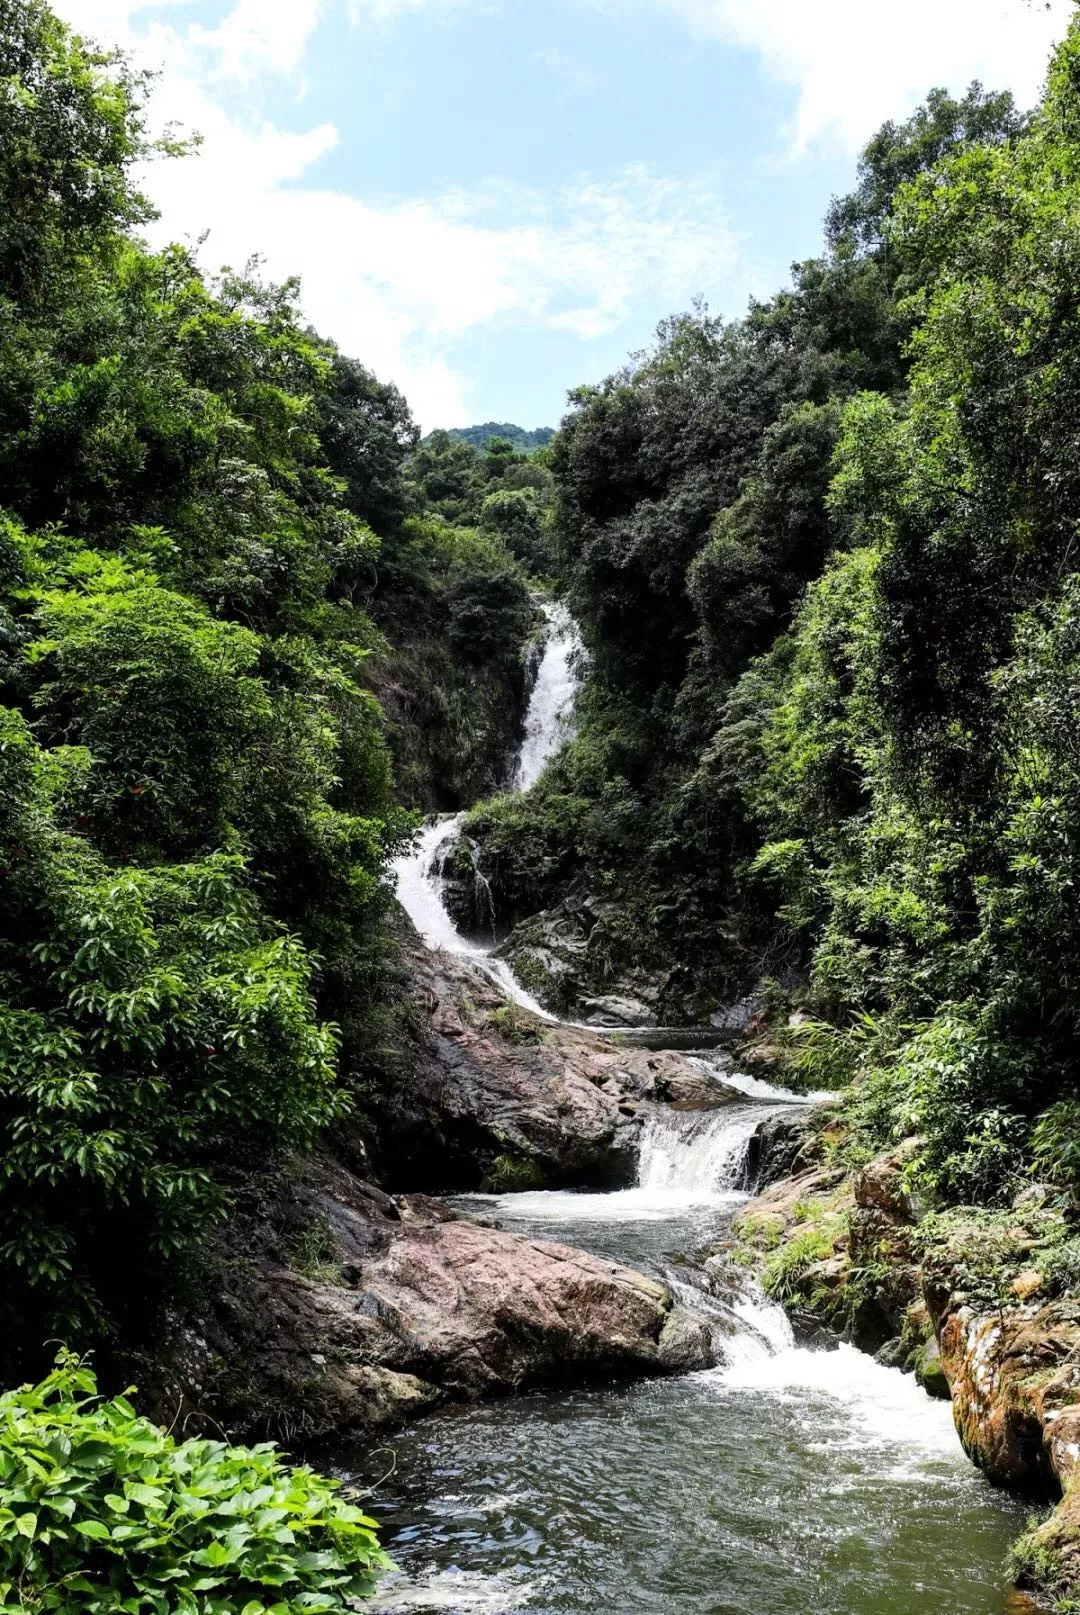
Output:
162,1156,714,1443
371,933,737,1193
920,1213,1080,1496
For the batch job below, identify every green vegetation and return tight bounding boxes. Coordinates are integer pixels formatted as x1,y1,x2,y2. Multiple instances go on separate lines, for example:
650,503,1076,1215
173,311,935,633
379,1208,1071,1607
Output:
463,44,1080,1210
445,423,555,453
0,0,541,1383
0,1352,389,1612
463,84,1029,1025
9,0,1080,1598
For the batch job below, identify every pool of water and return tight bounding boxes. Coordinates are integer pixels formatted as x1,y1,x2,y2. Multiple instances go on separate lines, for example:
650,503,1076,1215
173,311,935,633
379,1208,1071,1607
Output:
339,1099,1030,1615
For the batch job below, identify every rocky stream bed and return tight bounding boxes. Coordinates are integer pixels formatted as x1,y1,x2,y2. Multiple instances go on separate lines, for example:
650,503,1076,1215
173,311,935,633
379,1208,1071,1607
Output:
155,606,1078,1613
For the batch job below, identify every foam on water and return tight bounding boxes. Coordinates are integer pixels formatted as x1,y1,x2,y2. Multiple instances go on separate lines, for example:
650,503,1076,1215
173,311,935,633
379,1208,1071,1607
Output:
689,1052,838,1105
371,1569,531,1612
714,1325,964,1475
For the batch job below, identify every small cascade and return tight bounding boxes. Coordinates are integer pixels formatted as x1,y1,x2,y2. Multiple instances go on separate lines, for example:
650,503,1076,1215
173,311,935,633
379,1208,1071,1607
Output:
392,597,583,1014
636,1106,759,1199
393,814,470,956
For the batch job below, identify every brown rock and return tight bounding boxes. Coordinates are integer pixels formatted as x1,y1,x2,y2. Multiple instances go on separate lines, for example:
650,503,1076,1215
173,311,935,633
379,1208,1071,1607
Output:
1013,1269,1044,1301
173,1155,715,1443
853,1140,918,1219
936,1300,1080,1493
733,1166,850,1246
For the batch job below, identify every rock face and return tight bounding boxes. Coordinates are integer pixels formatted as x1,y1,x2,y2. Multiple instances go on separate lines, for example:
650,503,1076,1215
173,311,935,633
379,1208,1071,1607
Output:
911,1210,1079,1486
735,1142,1080,1605
498,897,664,1026
495,893,752,1028
745,1109,822,1189
371,933,737,1193
165,1156,714,1443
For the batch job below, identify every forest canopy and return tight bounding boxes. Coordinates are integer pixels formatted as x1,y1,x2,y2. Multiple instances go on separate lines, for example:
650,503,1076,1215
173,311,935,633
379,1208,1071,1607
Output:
0,0,541,1373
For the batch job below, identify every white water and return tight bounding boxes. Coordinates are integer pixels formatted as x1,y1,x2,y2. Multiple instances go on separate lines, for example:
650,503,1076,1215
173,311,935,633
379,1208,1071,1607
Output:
637,1105,756,1197
392,599,582,1016
513,602,582,791
698,1062,835,1104
465,1092,964,1475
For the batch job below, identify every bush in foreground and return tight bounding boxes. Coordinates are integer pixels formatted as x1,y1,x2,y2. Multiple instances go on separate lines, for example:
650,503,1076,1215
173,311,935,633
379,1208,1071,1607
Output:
0,1354,389,1612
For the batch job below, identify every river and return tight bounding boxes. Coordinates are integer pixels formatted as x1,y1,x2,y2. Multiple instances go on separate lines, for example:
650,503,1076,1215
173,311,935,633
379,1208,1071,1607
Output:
373,603,1031,1615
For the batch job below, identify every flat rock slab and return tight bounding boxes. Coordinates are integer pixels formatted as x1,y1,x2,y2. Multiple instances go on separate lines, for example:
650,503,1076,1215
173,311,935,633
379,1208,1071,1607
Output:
170,1157,715,1442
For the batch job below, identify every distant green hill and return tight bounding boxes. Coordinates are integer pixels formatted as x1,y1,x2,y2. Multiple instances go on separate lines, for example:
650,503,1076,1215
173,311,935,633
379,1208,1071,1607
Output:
446,422,555,452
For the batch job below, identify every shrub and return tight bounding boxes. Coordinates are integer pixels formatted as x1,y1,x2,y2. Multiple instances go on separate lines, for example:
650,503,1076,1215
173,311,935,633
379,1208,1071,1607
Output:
762,1215,846,1303
1032,1101,1080,1202
0,707,345,1358
0,1353,390,1613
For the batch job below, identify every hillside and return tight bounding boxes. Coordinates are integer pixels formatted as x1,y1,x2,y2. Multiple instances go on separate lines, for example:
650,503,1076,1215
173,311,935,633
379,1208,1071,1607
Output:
444,421,555,451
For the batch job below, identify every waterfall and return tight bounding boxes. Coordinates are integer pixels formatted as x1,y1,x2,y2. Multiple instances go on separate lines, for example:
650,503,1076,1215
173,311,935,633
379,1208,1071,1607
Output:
636,1107,758,1199
392,598,583,1013
395,815,471,957
513,603,582,792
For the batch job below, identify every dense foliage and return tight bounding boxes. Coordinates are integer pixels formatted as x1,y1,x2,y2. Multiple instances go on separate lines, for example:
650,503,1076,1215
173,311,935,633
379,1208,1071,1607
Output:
0,0,537,1371
463,41,1080,1206
462,82,1024,1016
445,423,555,453
0,1353,389,1612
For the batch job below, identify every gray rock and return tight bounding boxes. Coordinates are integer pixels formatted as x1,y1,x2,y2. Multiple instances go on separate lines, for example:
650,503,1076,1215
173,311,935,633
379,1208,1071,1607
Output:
874,1336,909,1370
709,995,765,1034
580,995,658,1028
370,931,728,1194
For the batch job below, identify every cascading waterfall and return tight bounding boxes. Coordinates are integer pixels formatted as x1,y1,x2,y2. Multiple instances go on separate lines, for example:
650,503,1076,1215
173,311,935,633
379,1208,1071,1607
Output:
374,608,1022,1615
635,1105,759,1198
512,602,582,792
392,598,583,1015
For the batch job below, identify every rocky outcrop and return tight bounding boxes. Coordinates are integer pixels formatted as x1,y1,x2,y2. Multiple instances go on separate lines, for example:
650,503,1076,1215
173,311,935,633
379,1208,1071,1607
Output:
371,932,737,1193
498,897,665,1026
493,892,762,1029
162,1155,714,1444
745,1108,822,1189
735,1142,1080,1605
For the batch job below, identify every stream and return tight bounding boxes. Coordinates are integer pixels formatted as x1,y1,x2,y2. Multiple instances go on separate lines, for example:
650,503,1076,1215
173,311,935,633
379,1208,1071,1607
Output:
376,603,1031,1615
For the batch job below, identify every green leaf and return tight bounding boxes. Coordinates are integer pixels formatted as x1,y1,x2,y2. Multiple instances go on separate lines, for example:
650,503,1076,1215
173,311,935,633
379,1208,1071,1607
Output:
73,1519,111,1540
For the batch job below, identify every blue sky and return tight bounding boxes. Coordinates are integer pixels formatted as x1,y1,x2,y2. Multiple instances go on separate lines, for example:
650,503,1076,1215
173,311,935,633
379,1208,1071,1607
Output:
56,0,1074,429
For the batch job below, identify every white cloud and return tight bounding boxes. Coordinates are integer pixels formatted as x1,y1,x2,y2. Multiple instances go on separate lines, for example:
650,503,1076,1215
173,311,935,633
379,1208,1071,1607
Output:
182,0,324,82
57,0,1065,426
49,0,742,427
59,0,324,81
346,0,472,23
145,138,740,422
656,0,1074,150
536,45,600,98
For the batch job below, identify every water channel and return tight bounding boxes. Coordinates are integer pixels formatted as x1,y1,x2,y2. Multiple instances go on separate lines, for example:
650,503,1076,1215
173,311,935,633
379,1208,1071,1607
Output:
374,602,1032,1615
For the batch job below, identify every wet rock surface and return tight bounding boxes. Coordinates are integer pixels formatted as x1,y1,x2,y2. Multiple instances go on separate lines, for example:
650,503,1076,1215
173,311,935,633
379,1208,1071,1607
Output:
493,891,759,1029
369,931,736,1194
162,1154,715,1445
736,1141,1080,1604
